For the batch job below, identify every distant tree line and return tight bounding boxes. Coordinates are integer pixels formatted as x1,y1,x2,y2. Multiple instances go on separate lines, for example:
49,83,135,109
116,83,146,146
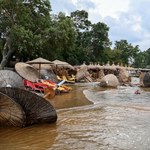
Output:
0,0,150,69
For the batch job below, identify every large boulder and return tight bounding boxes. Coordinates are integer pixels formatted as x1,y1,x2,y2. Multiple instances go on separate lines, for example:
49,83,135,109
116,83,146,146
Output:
40,69,58,83
99,74,119,88
75,66,92,82
97,70,105,81
118,69,131,84
139,72,145,87
143,72,150,87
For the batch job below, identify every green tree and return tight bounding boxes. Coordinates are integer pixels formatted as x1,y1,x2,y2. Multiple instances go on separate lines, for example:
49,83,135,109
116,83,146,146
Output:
114,40,140,65
70,10,111,64
133,51,146,68
71,10,91,32
143,48,150,68
70,10,92,64
90,22,111,62
0,0,52,68
133,48,150,68
48,12,76,63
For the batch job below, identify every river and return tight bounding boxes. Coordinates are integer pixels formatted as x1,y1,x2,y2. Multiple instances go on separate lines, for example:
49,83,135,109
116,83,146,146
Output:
0,77,150,150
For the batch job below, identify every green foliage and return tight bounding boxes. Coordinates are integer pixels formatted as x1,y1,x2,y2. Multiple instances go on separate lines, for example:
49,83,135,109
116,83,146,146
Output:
71,10,91,31
145,48,150,67
0,1,147,68
46,12,76,62
114,40,140,65
135,48,150,68
70,10,111,64
133,51,145,68
90,22,111,61
0,0,52,66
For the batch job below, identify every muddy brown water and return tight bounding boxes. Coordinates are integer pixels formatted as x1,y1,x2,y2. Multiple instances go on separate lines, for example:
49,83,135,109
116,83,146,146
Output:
0,77,150,150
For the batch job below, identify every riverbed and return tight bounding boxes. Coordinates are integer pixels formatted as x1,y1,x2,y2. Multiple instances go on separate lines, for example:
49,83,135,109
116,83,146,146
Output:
0,77,150,150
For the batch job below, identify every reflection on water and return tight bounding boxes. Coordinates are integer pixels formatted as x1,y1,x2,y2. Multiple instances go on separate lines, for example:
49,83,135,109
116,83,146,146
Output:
0,123,57,150
48,85,93,109
1,78,150,150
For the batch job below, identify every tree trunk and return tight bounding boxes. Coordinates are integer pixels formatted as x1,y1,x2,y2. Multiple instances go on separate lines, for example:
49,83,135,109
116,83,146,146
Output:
0,36,14,69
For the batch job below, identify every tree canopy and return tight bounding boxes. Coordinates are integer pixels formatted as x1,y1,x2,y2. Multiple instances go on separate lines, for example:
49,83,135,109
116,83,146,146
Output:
0,1,149,68
0,0,52,68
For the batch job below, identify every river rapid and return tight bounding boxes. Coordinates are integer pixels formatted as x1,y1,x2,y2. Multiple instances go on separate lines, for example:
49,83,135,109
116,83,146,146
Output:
0,77,150,150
